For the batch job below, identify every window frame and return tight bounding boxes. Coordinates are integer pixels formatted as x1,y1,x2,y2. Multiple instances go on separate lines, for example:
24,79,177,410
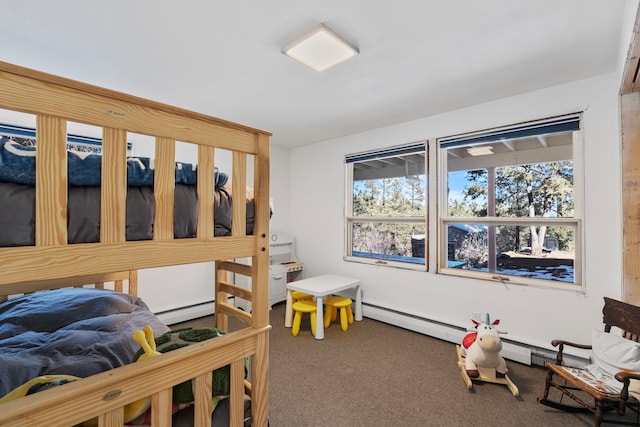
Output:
436,114,584,290
344,142,428,270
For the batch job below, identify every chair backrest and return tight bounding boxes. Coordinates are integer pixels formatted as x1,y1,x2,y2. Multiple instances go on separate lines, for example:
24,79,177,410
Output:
603,297,640,342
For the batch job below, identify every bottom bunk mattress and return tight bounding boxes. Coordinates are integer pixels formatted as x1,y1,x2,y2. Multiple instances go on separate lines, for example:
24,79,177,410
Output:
0,287,247,426
0,287,171,398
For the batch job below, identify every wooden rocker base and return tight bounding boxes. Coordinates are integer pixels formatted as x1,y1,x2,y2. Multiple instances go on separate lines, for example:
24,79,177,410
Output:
456,345,519,397
537,397,593,413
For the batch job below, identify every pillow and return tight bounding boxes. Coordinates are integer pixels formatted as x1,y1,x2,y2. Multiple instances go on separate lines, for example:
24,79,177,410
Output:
591,328,640,377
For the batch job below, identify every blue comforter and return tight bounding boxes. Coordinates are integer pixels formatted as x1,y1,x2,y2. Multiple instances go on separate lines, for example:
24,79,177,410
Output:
0,288,170,398
0,139,228,187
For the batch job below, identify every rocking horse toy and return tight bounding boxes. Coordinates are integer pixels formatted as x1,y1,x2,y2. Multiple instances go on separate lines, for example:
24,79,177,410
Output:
456,313,519,396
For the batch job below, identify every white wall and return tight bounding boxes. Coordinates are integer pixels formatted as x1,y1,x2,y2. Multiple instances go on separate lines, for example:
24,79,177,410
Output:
288,71,621,351
269,144,291,234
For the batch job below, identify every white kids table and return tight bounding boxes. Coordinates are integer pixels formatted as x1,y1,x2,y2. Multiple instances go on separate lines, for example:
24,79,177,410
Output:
284,274,362,340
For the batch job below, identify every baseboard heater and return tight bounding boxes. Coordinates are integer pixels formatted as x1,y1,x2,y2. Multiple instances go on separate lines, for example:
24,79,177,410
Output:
155,299,220,326
363,303,589,367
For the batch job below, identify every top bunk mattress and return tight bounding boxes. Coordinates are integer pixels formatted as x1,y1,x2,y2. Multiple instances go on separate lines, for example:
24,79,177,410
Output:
0,139,262,246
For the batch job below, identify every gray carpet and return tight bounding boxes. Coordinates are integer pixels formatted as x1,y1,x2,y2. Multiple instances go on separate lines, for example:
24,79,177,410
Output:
172,303,633,426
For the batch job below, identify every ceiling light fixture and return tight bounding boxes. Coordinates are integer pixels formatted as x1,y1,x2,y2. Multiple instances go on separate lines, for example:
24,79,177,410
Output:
467,146,494,156
282,23,359,72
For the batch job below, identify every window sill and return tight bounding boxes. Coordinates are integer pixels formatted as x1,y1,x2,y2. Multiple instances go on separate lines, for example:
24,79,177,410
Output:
345,254,427,271
437,266,584,291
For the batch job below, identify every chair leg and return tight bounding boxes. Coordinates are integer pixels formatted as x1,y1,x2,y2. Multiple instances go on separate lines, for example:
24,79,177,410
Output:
292,311,302,337
594,401,604,427
310,311,316,336
324,307,332,328
340,307,348,331
346,306,354,324
539,366,554,401
331,306,337,322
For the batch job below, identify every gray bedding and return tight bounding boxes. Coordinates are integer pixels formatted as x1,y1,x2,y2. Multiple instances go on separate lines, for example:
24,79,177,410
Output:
0,288,170,398
0,179,257,247
0,138,260,246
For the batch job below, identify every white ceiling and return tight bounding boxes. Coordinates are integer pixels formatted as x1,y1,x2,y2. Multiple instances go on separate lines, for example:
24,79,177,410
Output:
0,1,632,148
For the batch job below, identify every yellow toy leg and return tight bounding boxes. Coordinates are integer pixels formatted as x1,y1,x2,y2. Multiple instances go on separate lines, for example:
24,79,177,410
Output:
292,311,302,336
324,306,332,328
340,307,348,331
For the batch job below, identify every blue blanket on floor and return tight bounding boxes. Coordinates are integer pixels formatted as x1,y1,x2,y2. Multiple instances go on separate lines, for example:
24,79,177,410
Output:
0,139,228,187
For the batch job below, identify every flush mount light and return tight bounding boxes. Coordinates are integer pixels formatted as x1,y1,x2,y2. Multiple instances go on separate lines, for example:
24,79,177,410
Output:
282,24,359,72
467,146,494,156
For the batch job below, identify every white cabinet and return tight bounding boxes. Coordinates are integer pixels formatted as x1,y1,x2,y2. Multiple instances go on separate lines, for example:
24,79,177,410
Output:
269,264,288,308
234,260,288,311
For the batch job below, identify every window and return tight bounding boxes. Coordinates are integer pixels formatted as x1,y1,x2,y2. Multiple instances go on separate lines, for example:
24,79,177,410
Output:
438,114,582,288
345,142,427,268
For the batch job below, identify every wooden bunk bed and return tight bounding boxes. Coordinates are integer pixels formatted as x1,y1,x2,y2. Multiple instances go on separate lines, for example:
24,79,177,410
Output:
0,61,271,426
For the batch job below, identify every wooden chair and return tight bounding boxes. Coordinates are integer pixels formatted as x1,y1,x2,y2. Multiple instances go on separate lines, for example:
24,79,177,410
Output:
538,297,640,426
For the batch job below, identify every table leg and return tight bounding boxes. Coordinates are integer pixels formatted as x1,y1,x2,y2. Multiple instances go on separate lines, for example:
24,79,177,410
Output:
284,288,293,328
315,296,325,340
355,285,363,321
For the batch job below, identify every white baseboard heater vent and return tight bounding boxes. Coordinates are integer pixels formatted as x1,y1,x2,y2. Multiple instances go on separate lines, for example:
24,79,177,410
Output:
155,300,217,326
363,303,589,367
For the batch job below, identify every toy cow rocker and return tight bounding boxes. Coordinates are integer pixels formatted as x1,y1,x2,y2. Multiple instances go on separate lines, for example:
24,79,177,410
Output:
456,313,519,396
460,313,507,378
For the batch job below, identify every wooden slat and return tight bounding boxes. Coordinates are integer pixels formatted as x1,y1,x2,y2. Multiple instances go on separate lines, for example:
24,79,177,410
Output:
622,56,640,95
114,280,124,293
231,151,247,236
252,133,271,328
99,406,124,427
0,65,267,154
35,114,67,246
218,260,253,277
229,359,245,426
154,137,176,240
217,303,253,326
249,133,271,427
128,270,138,296
250,327,270,426
150,388,172,427
215,266,230,332
621,9,640,95
622,92,640,306
193,373,213,427
101,127,127,243
0,271,130,297
0,237,256,286
218,280,253,301
197,145,215,238
0,61,270,137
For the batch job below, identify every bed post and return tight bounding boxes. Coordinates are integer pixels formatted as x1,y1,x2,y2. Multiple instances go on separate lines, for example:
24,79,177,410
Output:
250,132,271,426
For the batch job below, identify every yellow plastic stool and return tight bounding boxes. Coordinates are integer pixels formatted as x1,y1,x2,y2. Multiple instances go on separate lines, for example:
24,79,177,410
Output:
291,291,313,304
324,296,354,331
291,300,317,337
